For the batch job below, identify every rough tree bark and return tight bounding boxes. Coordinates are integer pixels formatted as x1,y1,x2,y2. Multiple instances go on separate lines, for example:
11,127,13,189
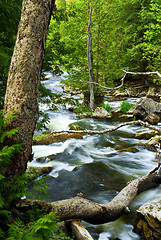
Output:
87,4,94,111
3,0,55,180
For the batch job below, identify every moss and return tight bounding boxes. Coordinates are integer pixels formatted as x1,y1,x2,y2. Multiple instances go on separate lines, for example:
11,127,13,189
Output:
33,132,83,145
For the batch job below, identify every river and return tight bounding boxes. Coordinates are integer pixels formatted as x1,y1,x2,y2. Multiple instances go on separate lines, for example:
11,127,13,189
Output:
28,72,161,240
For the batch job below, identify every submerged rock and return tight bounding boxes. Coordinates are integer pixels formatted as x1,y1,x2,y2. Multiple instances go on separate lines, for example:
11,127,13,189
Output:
133,97,161,124
134,198,161,240
135,130,157,140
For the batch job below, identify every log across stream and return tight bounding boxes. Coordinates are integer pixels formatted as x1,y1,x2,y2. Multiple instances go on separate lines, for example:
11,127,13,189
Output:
28,72,161,240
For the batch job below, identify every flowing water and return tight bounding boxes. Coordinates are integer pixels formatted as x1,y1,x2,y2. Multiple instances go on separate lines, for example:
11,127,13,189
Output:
28,72,161,240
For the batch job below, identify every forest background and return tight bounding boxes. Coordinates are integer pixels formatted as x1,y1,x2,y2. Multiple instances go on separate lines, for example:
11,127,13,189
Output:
1,0,161,111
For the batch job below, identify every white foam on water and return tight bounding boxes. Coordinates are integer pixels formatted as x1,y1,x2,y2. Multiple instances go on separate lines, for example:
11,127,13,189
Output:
47,114,75,131
32,143,65,159
49,161,75,178
98,221,140,240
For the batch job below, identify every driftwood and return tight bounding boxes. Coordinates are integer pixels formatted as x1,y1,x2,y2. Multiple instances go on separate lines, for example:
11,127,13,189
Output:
20,174,161,225
69,220,94,240
50,120,161,135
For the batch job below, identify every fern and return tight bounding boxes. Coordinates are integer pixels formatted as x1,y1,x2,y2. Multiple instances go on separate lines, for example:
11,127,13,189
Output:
0,128,19,143
7,212,71,240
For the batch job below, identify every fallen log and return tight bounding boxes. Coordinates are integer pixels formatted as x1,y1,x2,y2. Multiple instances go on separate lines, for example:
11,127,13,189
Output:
19,174,161,225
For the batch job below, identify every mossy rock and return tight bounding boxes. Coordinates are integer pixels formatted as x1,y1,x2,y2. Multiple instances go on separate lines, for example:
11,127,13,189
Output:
33,132,83,145
135,130,157,140
69,124,83,130
119,146,139,153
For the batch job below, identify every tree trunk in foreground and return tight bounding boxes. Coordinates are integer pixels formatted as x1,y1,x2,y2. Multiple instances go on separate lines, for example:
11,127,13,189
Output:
20,174,161,225
3,0,55,180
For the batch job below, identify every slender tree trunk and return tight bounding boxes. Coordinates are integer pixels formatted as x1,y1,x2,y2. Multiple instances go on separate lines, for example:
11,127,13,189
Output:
96,0,100,83
3,0,55,180
87,4,94,111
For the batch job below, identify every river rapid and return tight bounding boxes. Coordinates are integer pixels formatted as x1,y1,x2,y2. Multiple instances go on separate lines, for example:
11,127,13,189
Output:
28,72,161,240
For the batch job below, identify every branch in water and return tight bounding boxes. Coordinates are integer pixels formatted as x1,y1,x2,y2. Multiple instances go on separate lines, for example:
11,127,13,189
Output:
50,120,161,135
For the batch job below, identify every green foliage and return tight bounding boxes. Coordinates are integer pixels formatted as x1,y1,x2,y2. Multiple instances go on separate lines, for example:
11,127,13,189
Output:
0,110,22,176
7,212,72,240
74,104,92,114
0,110,23,237
102,102,111,112
28,175,50,200
36,111,50,131
120,101,135,113
0,0,22,109
45,0,161,100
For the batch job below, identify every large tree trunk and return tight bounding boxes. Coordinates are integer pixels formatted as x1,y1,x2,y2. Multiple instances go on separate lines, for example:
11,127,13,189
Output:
3,0,55,180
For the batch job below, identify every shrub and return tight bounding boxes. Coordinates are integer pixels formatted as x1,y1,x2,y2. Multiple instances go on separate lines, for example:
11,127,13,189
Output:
120,100,135,113
102,102,111,112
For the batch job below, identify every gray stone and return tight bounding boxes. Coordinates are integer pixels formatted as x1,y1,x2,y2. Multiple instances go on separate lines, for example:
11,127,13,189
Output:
93,107,111,118
134,198,161,240
133,97,161,124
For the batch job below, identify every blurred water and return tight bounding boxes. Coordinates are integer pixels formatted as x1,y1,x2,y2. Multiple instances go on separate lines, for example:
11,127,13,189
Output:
28,72,161,240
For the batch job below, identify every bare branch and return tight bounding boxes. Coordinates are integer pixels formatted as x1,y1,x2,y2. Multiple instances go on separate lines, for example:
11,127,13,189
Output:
80,70,161,92
121,70,161,78
50,120,161,135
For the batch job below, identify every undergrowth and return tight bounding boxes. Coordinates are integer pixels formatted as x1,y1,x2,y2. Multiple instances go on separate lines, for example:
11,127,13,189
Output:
0,110,73,239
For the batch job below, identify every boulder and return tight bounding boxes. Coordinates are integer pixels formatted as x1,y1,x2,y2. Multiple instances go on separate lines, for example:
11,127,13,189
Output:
134,198,161,240
133,98,161,124
93,107,111,118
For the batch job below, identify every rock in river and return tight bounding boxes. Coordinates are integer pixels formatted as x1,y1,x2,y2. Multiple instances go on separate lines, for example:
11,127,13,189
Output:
133,97,161,124
93,107,111,118
134,198,161,240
